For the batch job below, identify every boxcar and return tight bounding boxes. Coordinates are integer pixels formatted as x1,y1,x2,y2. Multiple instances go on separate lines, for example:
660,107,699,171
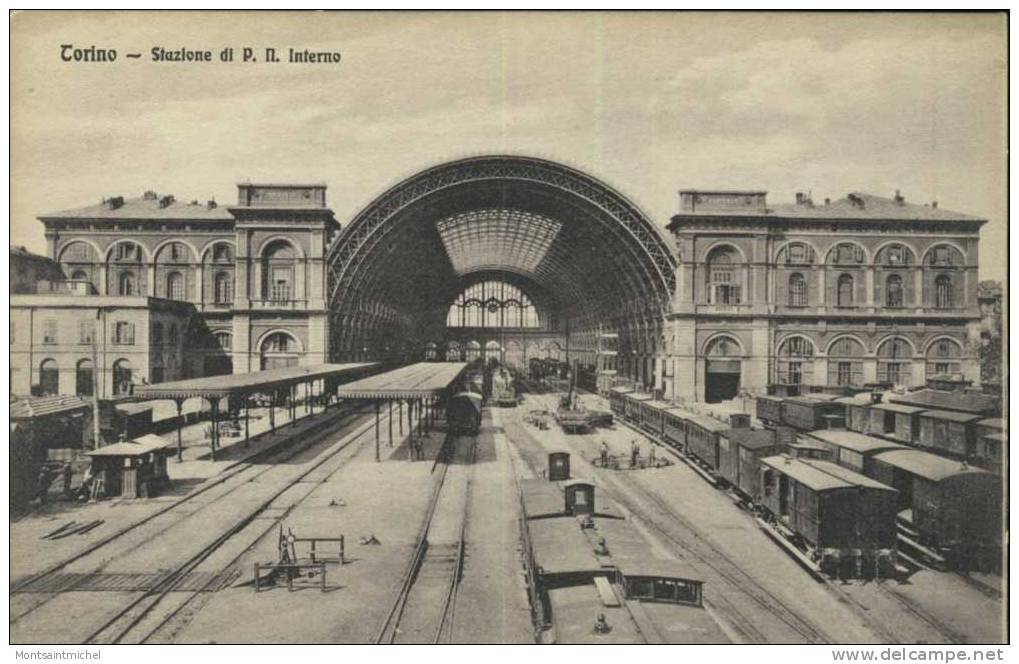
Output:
624,392,653,423
683,415,730,471
916,410,981,458
974,418,1005,474
835,393,877,434
608,386,634,418
717,428,780,501
639,400,672,438
661,407,694,451
755,395,785,426
888,388,1000,418
870,449,1002,558
802,429,907,476
868,403,925,444
759,455,898,576
782,394,845,431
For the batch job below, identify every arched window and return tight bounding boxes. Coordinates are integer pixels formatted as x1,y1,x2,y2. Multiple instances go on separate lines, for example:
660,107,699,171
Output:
118,271,136,296
935,275,954,308
777,336,814,385
877,244,914,266
70,269,88,281
151,322,164,345
60,241,96,263
706,247,742,305
212,243,233,263
76,359,93,396
877,337,913,385
262,241,296,302
260,332,300,370
927,338,962,376
166,271,184,300
788,273,807,306
214,272,233,304
836,274,854,307
445,341,464,362
886,274,904,308
484,340,502,361
829,242,865,265
113,242,141,262
213,332,232,351
112,359,132,396
446,280,540,329
39,359,59,395
827,337,865,387
545,341,563,361
780,242,815,265
465,340,482,361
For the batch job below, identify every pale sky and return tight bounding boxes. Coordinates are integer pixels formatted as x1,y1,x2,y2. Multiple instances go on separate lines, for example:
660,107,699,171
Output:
10,11,1008,281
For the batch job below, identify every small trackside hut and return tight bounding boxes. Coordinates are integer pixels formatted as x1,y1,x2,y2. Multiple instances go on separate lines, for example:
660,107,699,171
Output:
85,434,175,499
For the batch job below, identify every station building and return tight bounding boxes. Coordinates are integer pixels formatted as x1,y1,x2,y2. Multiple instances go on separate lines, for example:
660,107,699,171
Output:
13,157,988,405
665,190,985,402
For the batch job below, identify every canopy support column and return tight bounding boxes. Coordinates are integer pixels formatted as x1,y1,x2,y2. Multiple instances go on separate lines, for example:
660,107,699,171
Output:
269,390,276,433
208,396,220,462
374,401,381,463
388,401,393,447
174,397,184,463
244,393,251,447
399,400,404,435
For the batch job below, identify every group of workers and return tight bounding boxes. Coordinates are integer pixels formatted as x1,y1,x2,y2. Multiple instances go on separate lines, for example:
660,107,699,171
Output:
599,438,657,469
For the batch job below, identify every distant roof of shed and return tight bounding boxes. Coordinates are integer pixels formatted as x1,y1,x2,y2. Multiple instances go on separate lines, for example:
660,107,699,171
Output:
335,362,467,399
10,395,91,420
918,409,982,424
87,434,172,457
135,363,378,401
805,429,907,453
760,455,853,492
721,428,777,449
874,449,993,482
889,389,999,415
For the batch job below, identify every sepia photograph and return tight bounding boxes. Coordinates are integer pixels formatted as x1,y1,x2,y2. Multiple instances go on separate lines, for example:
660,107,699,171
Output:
6,9,1008,649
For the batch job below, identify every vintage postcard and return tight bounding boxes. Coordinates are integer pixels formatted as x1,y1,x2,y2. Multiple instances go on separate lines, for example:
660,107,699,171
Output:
7,10,1008,650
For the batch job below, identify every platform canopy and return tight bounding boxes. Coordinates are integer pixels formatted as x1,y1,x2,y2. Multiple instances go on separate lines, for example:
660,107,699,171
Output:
133,362,379,401
334,362,468,400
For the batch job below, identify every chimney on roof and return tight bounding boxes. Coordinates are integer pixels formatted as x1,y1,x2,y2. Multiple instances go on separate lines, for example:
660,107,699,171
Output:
206,198,217,209
848,193,864,209
795,192,805,205
158,194,175,209
142,190,158,200
932,201,938,209
894,189,905,205
106,196,124,210
824,197,830,206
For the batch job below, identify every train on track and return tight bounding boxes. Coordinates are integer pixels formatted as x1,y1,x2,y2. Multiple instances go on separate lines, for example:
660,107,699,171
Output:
517,472,730,644
755,389,1003,474
608,386,1002,574
447,392,483,435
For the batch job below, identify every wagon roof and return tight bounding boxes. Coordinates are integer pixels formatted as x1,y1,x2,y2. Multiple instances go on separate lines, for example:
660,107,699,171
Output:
594,518,703,582
628,392,654,401
609,386,635,394
874,449,993,482
805,429,908,453
799,393,843,403
804,460,897,491
721,428,777,449
684,414,730,432
527,516,604,575
87,434,172,457
519,479,565,519
871,403,926,415
977,418,1004,430
888,388,999,415
918,409,983,423
760,455,853,491
645,400,674,410
834,393,876,405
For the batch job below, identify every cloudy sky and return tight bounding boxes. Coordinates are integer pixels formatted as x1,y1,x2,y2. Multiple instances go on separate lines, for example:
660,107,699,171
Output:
11,11,1007,280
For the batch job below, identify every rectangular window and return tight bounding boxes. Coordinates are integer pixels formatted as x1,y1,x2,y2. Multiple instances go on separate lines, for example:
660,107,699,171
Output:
837,362,852,386
714,284,741,305
788,361,802,385
78,320,93,344
113,321,135,345
42,319,58,344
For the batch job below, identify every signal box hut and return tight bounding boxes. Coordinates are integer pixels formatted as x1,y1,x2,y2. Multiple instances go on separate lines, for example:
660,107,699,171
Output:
86,434,174,499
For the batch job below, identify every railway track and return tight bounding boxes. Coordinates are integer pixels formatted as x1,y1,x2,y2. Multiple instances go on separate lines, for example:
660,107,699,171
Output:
375,434,477,644
11,403,400,644
513,393,832,644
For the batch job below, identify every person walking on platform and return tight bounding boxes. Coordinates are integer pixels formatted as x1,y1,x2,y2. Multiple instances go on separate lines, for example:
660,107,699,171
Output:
600,441,609,467
648,445,657,468
630,440,639,469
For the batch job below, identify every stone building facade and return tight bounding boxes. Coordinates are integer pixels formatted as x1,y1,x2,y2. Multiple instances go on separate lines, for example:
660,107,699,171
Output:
664,190,985,403
37,184,339,379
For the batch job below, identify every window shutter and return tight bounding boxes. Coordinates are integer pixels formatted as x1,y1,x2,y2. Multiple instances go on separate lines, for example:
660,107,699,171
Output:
828,363,837,385
733,285,742,305
875,273,883,305
854,246,864,263
856,273,866,305
802,360,814,384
